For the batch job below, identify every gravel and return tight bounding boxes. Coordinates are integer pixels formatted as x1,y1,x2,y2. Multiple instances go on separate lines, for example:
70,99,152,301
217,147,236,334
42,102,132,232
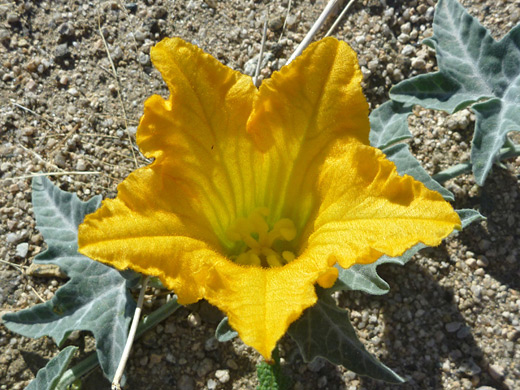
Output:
1,0,519,389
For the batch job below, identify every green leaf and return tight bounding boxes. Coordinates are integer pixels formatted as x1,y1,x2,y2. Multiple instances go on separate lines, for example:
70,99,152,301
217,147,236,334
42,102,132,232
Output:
2,177,139,382
288,289,404,383
26,346,78,390
215,317,238,342
331,208,484,295
383,143,454,201
331,245,424,295
453,208,485,227
390,0,520,184
369,100,413,150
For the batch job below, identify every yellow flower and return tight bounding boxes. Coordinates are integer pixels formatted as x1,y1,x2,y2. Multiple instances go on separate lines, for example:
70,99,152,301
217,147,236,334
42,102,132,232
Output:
78,37,461,359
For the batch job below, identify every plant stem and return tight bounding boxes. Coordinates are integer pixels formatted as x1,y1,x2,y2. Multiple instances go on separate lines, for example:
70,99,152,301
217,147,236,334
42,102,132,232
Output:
433,143,520,184
55,296,181,390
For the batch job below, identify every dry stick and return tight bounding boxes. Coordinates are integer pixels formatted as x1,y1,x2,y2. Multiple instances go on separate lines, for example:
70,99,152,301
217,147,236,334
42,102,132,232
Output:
18,144,63,172
0,258,26,272
278,0,293,43
325,0,356,37
111,276,150,390
286,0,341,65
96,12,138,169
10,100,57,129
5,171,101,181
29,286,46,303
253,19,269,88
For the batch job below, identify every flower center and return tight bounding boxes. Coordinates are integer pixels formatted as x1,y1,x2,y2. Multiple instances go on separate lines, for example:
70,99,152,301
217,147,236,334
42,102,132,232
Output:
227,208,297,267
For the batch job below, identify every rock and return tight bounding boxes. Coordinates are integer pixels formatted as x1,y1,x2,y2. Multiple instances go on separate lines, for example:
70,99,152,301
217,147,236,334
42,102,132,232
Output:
57,22,74,37
177,374,194,390
26,263,66,278
7,13,19,24
411,58,426,70
138,53,150,66
207,379,217,390
226,358,238,370
445,321,462,333
488,364,505,381
204,336,218,352
269,16,284,31
400,22,412,34
215,369,230,383
196,357,213,377
6,233,20,244
308,357,326,372
15,243,28,258
75,159,87,171
456,326,471,339
187,312,201,327
459,359,481,376
55,43,69,59
149,353,163,365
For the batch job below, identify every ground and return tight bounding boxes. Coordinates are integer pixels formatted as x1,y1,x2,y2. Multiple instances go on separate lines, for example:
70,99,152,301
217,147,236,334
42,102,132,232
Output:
0,0,519,389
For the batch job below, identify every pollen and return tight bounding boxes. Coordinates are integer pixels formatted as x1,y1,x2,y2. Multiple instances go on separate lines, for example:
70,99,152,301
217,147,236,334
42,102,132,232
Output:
227,208,297,267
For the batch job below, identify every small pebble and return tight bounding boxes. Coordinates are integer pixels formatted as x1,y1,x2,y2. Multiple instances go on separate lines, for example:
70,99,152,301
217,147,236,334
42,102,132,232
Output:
488,364,505,381
445,322,462,333
177,375,194,390
215,369,230,383
187,312,201,327
207,379,217,390
308,357,326,372
204,336,218,352
15,243,28,258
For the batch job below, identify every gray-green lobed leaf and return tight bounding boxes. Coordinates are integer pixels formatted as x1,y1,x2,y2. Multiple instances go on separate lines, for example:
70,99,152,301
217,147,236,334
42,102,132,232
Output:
26,346,78,390
390,0,520,185
288,289,404,383
2,177,139,382
369,100,414,150
368,100,454,200
215,317,238,342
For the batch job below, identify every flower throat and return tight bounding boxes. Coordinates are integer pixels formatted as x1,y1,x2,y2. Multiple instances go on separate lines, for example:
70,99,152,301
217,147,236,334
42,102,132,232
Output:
227,208,297,267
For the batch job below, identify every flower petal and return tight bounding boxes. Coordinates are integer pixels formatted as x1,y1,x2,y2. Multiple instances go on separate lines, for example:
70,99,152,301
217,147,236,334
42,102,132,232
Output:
246,37,370,233
205,255,335,360
303,142,462,268
139,37,260,244
78,166,226,304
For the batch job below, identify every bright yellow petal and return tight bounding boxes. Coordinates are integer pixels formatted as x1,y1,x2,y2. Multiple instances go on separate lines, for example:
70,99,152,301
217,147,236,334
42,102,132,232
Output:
78,166,225,304
302,142,462,269
79,37,259,302
139,37,259,244
205,255,336,360
246,37,370,234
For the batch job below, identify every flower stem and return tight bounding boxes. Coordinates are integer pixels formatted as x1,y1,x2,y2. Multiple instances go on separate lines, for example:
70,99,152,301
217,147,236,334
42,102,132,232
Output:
55,295,181,390
256,346,291,390
432,142,520,184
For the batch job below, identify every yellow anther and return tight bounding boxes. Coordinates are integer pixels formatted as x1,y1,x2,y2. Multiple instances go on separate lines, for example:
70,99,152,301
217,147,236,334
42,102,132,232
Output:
266,254,284,268
227,209,298,268
282,251,295,263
